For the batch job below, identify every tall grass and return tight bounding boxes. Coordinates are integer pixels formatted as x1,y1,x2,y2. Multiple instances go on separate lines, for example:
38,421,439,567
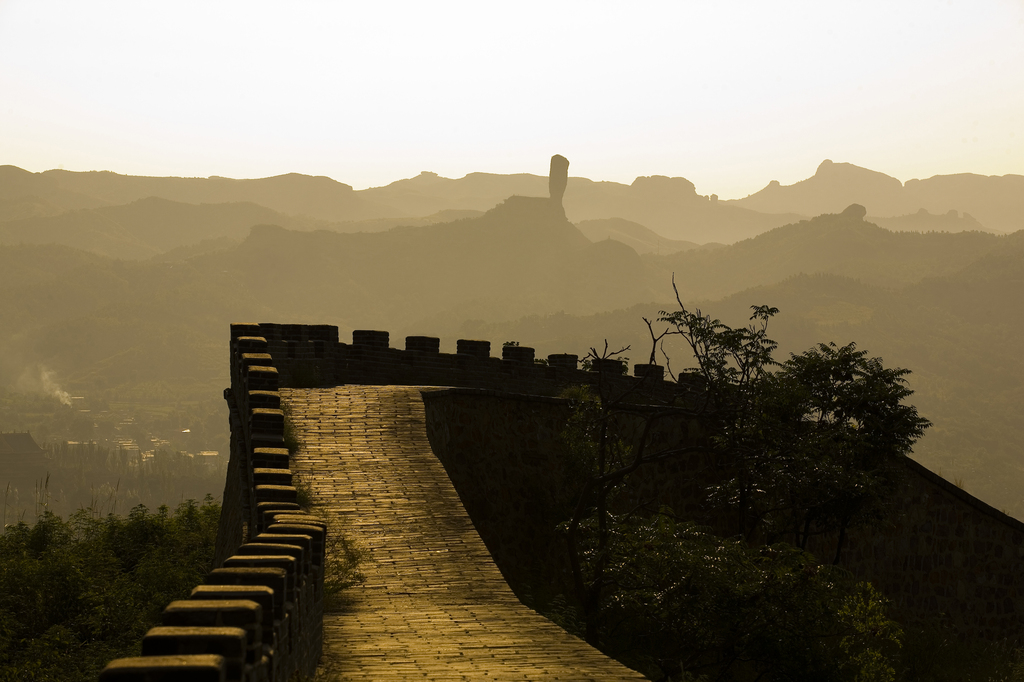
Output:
3,441,226,522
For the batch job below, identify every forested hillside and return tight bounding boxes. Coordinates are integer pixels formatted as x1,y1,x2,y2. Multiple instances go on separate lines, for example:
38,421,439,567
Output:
2,161,1023,520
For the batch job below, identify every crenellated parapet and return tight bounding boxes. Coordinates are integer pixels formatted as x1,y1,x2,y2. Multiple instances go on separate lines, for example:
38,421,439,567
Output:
239,322,675,400
99,325,328,682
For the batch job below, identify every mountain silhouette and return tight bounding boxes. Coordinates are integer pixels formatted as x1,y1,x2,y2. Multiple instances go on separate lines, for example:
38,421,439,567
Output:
0,197,298,259
730,160,906,216
209,195,652,328
576,217,712,255
0,165,109,220
360,171,550,216
3,194,1023,517
871,208,996,234
730,160,1024,232
11,162,1021,248
648,205,1004,301
39,169,393,222
903,173,1024,233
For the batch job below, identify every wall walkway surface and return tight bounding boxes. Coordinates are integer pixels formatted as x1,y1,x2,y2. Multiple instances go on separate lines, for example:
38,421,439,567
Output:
283,384,646,681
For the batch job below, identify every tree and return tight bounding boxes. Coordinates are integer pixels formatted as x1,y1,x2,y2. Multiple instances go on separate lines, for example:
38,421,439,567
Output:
592,511,901,681
0,498,221,682
557,292,928,680
659,301,929,558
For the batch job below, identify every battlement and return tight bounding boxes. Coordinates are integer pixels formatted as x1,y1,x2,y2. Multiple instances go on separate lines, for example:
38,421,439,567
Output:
228,322,673,399
100,327,329,682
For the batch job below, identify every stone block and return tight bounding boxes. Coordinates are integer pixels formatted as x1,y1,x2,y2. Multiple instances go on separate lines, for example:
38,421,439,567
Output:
405,336,440,353
230,323,261,339
456,339,490,359
246,391,281,411
235,543,309,580
98,654,226,682
244,366,279,392
223,555,298,597
255,485,298,505
352,330,389,348
253,468,293,487
205,568,287,617
251,448,290,469
233,336,268,354
634,364,664,381
502,345,535,363
547,354,578,370
141,626,246,678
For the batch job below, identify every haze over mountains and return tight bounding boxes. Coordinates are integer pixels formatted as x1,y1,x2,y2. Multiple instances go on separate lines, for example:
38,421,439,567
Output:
6,159,1020,246
730,159,1024,233
1,158,1023,518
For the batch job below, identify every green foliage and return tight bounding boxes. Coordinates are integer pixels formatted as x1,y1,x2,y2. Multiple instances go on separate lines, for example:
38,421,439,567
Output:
0,497,220,682
659,304,930,552
556,385,905,680
552,299,930,680
322,529,365,610
294,473,315,510
583,512,901,681
282,407,300,455
661,303,780,394
34,441,226,517
744,342,931,550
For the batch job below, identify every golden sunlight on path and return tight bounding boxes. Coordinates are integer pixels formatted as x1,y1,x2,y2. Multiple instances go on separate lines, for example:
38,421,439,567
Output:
282,386,647,681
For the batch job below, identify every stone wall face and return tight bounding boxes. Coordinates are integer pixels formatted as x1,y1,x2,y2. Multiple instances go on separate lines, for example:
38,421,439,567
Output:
833,460,1024,640
423,386,1024,643
421,388,707,609
422,389,577,604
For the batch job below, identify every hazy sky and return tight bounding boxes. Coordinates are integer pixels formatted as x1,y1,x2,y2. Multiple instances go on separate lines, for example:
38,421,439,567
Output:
1,1,1021,199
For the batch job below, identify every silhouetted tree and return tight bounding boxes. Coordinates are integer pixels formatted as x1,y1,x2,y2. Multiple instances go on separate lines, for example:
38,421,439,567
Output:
558,286,928,680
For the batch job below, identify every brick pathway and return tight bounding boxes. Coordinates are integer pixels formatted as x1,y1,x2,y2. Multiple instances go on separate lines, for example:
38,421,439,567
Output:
282,386,648,681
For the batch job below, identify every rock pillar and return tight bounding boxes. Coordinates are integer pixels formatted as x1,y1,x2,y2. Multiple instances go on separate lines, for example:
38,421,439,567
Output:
549,154,569,206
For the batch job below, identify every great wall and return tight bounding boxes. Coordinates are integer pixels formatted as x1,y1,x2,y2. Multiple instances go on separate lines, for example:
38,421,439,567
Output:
97,157,1024,679
96,320,1024,681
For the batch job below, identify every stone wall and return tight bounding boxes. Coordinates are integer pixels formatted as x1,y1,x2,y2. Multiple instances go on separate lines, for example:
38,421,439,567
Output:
421,387,705,610
99,325,328,682
247,322,676,400
833,459,1024,640
422,389,577,604
421,386,1024,643
98,319,1024,679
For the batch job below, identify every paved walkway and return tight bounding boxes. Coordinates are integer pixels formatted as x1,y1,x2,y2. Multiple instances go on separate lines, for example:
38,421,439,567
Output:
282,386,647,681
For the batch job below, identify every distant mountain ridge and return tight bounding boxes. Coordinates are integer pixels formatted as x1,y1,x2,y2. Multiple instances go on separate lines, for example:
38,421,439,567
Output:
37,168,394,222
2,160,1022,252
0,197,299,259
576,217,715,255
871,209,997,234
730,159,1024,232
0,165,109,218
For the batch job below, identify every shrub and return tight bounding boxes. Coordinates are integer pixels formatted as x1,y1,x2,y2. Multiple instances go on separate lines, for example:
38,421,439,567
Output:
0,497,220,682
